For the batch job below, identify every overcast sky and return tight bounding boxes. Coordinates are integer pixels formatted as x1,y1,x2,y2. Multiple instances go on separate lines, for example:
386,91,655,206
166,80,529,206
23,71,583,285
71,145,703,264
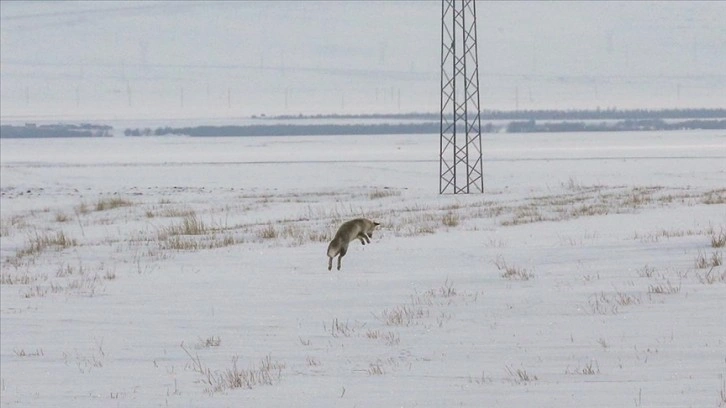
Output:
1,1,725,122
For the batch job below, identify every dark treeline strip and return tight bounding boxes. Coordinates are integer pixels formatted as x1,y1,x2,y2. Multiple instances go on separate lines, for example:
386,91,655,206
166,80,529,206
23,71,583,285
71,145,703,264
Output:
0,124,112,139
126,118,726,137
127,123,436,137
505,119,726,133
269,108,726,121
3,109,724,138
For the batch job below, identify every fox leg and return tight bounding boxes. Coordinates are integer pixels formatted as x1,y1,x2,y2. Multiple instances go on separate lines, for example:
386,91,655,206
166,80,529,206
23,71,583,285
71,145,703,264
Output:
357,233,371,245
337,247,347,270
328,256,333,271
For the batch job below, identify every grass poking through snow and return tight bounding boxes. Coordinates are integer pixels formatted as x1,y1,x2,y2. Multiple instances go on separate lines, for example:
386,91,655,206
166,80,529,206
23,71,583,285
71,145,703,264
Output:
95,197,134,211
494,256,534,281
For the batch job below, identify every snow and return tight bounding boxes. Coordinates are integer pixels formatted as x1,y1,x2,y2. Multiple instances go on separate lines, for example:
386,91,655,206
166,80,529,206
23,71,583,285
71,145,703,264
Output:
1,130,725,407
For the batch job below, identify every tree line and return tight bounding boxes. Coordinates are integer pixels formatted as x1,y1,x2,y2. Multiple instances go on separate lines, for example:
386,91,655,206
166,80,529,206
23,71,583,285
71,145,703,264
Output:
0,123,112,139
125,118,726,137
269,108,726,121
2,108,724,138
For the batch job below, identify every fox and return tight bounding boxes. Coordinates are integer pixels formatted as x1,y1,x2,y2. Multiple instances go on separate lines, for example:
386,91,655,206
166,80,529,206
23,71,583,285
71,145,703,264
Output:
327,218,380,271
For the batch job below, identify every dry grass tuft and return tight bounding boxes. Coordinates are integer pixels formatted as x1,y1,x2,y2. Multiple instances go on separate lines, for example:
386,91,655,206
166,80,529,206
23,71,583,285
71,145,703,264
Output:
158,213,208,239
13,348,44,357
367,360,385,376
195,336,221,349
636,265,655,278
442,211,460,227
711,229,726,248
258,224,278,240
215,355,284,392
695,251,723,269
632,228,709,243
15,230,77,260
55,212,70,223
151,210,238,251
412,225,436,235
365,329,400,346
76,202,90,215
434,278,457,298
647,279,681,295
702,189,726,205
589,291,641,315
374,279,467,329
51,274,105,297
95,197,133,211
562,176,584,191
56,263,79,277
381,304,428,327
696,267,726,285
158,207,196,218
161,234,236,251
369,188,401,200
307,230,329,242
1,271,47,285
181,343,284,394
500,204,544,226
327,318,356,338
622,190,652,208
615,291,640,306
494,256,534,281
174,213,207,235
14,264,110,298
305,356,321,367
505,365,538,384
23,285,49,298
565,360,600,375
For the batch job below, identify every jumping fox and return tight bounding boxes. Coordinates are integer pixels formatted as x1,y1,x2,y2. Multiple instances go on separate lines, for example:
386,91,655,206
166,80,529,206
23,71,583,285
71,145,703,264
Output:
327,218,380,271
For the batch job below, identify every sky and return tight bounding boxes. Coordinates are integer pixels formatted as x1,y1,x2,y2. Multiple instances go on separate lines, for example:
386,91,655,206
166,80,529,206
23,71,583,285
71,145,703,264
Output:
1,1,725,122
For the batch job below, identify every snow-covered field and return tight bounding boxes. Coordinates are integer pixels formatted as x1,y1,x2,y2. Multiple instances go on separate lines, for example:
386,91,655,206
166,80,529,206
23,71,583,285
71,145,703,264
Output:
1,130,725,407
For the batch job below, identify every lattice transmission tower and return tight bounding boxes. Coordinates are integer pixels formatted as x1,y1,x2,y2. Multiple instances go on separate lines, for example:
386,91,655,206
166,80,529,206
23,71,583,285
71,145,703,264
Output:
439,0,484,194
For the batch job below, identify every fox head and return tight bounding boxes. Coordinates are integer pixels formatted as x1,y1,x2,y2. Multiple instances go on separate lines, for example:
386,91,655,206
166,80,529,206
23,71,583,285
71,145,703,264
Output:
369,221,381,237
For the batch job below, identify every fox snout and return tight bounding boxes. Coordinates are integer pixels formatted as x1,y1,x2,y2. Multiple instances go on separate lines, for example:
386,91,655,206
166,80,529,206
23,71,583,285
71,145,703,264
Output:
368,221,381,238
370,222,381,237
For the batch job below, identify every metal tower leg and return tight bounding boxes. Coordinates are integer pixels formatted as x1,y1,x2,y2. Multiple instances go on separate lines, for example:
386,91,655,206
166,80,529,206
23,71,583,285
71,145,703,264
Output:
439,0,484,194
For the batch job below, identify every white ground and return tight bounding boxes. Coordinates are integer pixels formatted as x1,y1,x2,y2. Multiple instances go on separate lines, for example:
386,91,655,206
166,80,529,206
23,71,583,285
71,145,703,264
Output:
1,130,725,407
